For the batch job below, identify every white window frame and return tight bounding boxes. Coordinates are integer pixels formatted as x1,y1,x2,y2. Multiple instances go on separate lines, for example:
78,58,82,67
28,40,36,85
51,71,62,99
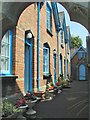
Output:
0,30,13,75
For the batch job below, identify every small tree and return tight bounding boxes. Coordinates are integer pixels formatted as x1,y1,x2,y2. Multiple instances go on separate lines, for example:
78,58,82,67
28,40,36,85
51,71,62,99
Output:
71,36,83,48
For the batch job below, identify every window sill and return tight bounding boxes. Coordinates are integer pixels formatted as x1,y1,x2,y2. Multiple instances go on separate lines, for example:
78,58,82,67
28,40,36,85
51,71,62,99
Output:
0,75,18,80
43,73,52,79
61,44,64,48
59,74,63,77
47,29,53,37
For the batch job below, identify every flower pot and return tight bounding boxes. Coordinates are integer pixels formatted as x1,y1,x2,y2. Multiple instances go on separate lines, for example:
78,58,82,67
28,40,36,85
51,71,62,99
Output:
2,113,19,120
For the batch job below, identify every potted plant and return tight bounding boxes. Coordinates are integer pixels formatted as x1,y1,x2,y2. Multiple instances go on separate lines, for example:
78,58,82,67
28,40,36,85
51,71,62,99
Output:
56,79,61,86
46,82,54,91
62,79,70,88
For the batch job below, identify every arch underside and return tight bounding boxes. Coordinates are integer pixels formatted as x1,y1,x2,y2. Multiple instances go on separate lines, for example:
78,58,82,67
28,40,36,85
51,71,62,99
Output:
0,2,89,37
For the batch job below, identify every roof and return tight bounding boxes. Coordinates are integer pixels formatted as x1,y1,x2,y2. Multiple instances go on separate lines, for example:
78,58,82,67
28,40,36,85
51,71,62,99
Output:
51,2,61,31
70,46,87,60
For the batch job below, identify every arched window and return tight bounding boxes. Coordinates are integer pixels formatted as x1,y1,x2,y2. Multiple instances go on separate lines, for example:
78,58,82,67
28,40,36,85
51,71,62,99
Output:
1,30,13,75
43,43,50,75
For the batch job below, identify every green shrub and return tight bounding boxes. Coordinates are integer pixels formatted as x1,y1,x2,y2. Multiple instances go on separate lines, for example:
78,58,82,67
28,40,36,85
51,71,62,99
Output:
2,99,21,117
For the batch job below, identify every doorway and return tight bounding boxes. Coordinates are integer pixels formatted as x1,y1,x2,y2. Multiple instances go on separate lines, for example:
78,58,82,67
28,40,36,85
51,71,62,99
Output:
79,64,86,80
54,53,56,84
24,38,33,92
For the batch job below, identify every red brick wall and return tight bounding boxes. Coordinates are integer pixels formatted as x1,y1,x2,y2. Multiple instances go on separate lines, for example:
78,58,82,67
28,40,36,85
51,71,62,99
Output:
12,3,58,93
11,3,71,95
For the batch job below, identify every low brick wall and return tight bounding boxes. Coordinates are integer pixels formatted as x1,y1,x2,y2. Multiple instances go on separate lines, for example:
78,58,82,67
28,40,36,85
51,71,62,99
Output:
1,75,19,97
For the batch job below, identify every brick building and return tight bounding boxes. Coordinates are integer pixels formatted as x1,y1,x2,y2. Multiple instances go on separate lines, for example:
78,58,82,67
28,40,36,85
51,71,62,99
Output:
1,2,71,97
59,12,71,80
71,46,88,81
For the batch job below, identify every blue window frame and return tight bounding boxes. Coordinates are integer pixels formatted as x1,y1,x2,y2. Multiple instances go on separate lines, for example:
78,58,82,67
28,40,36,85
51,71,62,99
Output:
0,30,13,75
46,3,52,33
43,46,49,75
78,51,85,60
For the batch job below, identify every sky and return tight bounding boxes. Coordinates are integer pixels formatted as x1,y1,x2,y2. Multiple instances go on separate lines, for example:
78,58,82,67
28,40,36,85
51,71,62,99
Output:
57,3,89,48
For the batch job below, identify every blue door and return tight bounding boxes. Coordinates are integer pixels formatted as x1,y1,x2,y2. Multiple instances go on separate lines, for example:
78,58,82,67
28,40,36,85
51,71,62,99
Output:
24,39,33,92
79,64,86,80
54,54,56,84
60,54,62,75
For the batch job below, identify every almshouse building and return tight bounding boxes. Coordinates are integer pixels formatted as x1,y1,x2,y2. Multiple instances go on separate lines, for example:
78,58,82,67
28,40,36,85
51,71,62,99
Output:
71,46,88,81
1,2,71,97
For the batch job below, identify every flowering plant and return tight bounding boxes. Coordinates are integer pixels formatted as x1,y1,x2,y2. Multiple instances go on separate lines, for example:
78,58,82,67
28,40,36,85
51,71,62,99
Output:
46,82,54,90
24,90,37,101
56,81,61,86
16,96,26,108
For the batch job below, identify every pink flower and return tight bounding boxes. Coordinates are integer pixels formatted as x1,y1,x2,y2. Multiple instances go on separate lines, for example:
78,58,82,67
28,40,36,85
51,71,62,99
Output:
56,82,61,86
16,97,26,108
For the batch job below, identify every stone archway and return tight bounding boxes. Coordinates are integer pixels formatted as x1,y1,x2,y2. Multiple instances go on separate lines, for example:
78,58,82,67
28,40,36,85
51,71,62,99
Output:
59,2,89,31
0,2,90,38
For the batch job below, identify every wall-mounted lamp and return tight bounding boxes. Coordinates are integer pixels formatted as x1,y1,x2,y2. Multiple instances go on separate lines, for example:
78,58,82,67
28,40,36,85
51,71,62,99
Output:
59,27,62,31
53,49,57,55
25,30,33,39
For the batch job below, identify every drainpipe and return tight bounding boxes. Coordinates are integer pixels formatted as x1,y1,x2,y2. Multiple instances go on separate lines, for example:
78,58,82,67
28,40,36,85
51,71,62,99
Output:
65,42,68,80
37,2,40,91
10,30,13,75
56,31,59,78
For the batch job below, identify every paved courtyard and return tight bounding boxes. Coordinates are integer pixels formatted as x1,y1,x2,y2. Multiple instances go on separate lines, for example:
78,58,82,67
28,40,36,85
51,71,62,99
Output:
33,81,88,119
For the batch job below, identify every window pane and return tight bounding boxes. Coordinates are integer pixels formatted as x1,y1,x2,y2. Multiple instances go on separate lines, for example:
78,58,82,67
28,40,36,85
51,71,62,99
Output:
5,57,9,70
1,57,5,71
43,65,45,72
44,48,47,55
6,44,9,57
3,31,9,43
46,65,49,73
43,55,45,64
1,43,5,56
